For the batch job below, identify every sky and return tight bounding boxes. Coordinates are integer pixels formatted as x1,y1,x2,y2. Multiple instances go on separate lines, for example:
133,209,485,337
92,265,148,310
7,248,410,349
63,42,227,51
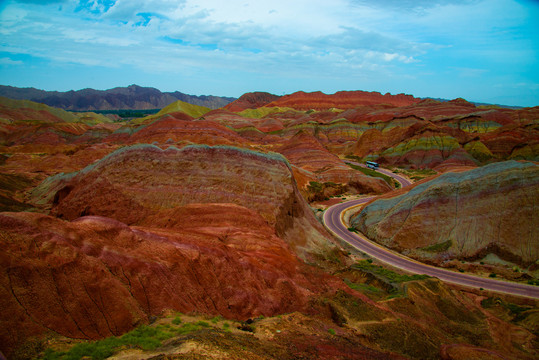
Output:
0,0,538,106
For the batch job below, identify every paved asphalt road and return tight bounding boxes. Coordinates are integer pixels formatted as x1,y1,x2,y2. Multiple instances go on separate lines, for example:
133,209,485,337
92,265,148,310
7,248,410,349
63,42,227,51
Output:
325,163,539,299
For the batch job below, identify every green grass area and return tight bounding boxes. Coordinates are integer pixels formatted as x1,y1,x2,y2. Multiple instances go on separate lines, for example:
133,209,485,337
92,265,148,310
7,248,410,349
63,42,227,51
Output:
344,279,382,294
344,155,362,162
420,240,452,253
480,297,532,318
42,319,213,360
352,260,429,283
347,163,394,187
78,109,160,119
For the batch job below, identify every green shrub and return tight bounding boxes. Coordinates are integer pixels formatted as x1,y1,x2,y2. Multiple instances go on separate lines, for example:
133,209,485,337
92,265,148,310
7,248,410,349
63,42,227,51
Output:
353,260,429,283
41,320,213,360
421,240,452,253
328,328,336,335
345,280,382,294
172,316,182,325
489,273,497,278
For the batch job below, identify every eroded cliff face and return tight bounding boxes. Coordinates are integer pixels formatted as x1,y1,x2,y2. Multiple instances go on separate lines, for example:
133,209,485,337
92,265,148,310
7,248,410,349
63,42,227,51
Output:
32,144,335,259
351,161,539,265
0,205,342,354
278,131,392,195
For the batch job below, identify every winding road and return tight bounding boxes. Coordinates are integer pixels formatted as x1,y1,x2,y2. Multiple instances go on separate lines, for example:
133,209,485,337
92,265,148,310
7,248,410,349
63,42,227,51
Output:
324,162,539,299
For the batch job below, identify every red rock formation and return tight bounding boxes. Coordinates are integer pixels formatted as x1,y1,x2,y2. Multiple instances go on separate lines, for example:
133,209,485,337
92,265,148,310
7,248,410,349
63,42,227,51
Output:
224,92,281,112
126,115,247,146
35,144,335,260
0,207,341,354
278,131,392,194
265,90,421,111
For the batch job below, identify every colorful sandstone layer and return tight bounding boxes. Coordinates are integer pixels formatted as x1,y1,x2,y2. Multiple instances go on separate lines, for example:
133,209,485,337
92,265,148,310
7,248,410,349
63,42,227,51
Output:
351,160,539,266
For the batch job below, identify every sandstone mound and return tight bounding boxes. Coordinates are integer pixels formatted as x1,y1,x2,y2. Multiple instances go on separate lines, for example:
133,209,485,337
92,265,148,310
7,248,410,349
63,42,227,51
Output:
278,131,392,194
351,160,539,265
0,96,79,123
376,130,477,169
153,99,210,118
37,144,334,259
126,115,247,146
266,90,420,111
224,92,281,112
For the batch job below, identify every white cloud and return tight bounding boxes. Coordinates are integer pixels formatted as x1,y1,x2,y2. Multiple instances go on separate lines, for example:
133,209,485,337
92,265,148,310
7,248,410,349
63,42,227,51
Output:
0,0,537,106
0,57,23,65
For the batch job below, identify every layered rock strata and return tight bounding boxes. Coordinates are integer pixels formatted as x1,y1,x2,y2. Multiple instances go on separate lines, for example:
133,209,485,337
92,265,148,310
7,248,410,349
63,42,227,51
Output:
351,161,539,265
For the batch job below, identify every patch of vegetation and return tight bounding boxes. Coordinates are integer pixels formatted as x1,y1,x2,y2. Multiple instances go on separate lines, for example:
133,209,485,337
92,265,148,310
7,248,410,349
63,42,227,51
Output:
307,180,323,193
481,297,532,320
307,181,347,202
42,319,213,360
344,155,362,162
527,279,539,286
81,109,160,119
347,163,394,186
352,260,430,283
327,328,336,335
489,273,497,278
344,279,382,294
347,226,359,233
420,240,452,253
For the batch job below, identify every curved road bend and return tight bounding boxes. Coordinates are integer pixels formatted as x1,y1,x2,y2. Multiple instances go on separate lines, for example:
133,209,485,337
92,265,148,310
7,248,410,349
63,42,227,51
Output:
343,160,412,188
326,164,539,299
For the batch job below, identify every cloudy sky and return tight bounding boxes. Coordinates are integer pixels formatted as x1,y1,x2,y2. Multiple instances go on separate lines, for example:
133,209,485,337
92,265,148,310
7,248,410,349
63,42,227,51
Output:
0,0,538,106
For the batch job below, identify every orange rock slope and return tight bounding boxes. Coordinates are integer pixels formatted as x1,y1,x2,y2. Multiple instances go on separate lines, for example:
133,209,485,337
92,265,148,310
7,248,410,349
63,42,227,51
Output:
0,206,343,352
32,144,334,258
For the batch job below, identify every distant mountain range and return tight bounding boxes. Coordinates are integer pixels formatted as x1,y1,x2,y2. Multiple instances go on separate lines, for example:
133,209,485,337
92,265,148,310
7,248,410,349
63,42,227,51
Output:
0,84,236,111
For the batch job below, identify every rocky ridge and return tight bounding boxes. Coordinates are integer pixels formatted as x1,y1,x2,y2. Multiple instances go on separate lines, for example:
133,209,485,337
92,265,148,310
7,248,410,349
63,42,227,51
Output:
0,84,236,111
351,160,539,266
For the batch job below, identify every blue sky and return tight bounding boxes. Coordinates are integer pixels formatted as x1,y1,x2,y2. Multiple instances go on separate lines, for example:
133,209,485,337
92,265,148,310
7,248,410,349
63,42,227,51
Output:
0,0,538,106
